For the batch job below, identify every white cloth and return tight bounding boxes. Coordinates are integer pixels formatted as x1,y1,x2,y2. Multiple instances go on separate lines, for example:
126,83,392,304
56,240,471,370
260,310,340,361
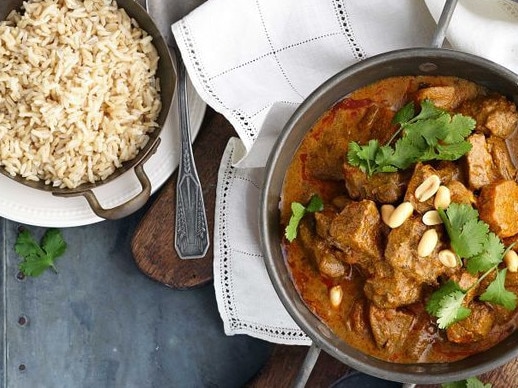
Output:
425,0,518,72
172,0,518,345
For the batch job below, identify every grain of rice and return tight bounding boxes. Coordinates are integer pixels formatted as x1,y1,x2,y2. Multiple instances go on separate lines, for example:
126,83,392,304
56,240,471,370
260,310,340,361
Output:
0,0,161,189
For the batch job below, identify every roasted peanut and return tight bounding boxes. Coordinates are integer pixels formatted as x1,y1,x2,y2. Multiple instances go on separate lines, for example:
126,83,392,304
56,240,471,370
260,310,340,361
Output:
434,186,451,210
415,175,441,202
422,210,443,226
438,249,458,268
381,204,395,226
418,229,439,257
329,285,343,308
387,202,414,228
504,250,518,273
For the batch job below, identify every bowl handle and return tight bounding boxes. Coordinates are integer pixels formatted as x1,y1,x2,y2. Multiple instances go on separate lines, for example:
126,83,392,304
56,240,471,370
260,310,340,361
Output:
53,139,161,220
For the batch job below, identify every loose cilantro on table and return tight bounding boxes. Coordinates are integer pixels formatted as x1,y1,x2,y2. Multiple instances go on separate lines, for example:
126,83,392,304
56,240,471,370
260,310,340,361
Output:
347,100,476,175
442,376,492,388
285,194,323,243
425,204,517,329
14,228,67,277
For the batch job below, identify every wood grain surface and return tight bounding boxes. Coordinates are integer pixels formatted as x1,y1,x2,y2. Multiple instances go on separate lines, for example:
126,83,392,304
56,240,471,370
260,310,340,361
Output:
131,108,235,289
131,108,518,387
245,345,518,387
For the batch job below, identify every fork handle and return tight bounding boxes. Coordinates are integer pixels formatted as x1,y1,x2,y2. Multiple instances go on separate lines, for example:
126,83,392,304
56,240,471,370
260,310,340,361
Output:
174,50,210,259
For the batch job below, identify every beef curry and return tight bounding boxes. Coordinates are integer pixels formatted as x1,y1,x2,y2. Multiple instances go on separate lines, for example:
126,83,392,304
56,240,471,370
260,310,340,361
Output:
280,76,518,363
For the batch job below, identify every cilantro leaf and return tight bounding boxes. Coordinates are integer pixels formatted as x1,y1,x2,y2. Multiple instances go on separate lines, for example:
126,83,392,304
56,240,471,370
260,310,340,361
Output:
426,280,465,316
411,99,444,122
466,378,492,388
432,203,517,328
285,195,323,242
347,140,381,176
405,113,449,147
306,194,324,213
442,377,492,388
480,269,517,310
392,101,415,125
15,228,67,277
438,204,488,259
347,100,475,175
435,290,471,329
443,114,477,143
19,255,55,278
41,228,67,258
14,230,46,261
458,219,491,258
435,141,473,161
285,203,305,242
466,232,504,274
391,136,423,169
442,381,466,388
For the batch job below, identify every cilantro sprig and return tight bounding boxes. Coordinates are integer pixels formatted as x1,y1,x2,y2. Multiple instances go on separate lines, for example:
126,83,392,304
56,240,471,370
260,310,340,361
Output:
14,228,67,277
285,194,323,242
442,376,492,388
347,100,476,175
425,204,517,328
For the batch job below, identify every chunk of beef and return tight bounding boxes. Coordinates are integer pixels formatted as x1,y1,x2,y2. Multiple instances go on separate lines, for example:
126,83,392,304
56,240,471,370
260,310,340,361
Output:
404,163,447,214
298,221,346,279
487,136,517,181
317,253,347,279
434,160,464,182
457,93,518,138
464,133,500,190
448,270,480,304
401,306,438,361
364,268,423,309
446,180,476,206
314,210,335,239
385,216,450,285
446,302,495,344
328,200,383,269
478,180,518,238
361,104,400,145
456,270,479,291
415,86,457,110
343,163,409,204
432,162,475,205
415,79,481,110
346,299,371,337
369,305,415,352
330,195,353,210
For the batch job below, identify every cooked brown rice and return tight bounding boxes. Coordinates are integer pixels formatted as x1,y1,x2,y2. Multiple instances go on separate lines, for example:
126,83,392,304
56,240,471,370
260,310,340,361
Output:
0,0,161,189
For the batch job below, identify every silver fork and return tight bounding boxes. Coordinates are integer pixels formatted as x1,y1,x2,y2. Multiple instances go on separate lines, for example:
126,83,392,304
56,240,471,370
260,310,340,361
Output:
145,0,209,259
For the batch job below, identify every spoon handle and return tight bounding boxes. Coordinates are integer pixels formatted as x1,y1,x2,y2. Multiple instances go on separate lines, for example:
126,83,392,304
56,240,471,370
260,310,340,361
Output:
174,49,210,259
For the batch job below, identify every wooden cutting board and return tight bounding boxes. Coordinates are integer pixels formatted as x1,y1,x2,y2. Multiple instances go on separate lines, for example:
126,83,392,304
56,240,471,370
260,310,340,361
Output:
131,108,518,386
131,107,234,289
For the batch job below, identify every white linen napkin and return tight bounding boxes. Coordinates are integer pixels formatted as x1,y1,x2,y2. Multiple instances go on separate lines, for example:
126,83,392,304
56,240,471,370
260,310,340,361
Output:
172,0,518,345
425,0,518,72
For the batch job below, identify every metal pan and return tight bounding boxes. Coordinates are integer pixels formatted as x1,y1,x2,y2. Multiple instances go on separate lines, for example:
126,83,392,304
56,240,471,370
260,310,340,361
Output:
0,0,175,219
259,28,518,388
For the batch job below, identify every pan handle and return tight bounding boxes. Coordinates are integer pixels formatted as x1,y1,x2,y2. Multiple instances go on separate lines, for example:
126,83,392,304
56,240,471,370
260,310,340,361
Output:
430,0,458,48
293,343,321,388
53,139,161,220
